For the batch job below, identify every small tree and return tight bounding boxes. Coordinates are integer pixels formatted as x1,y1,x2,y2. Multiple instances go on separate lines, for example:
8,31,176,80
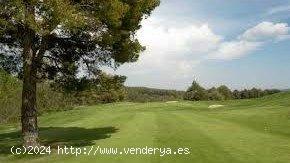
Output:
217,85,233,100
184,81,207,101
0,0,159,147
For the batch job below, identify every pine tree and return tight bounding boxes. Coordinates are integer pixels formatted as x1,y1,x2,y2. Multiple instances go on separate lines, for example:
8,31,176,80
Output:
0,0,159,147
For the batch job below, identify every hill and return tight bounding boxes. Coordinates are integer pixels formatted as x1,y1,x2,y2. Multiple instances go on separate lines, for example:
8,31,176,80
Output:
225,91,290,108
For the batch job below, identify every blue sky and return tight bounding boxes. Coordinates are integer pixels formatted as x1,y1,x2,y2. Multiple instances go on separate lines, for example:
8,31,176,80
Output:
108,0,290,90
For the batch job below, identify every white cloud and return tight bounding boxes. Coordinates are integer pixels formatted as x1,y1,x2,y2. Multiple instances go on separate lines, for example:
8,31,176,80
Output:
137,17,222,56
104,18,290,90
108,17,223,89
134,17,222,71
240,22,289,41
209,41,263,60
209,21,290,60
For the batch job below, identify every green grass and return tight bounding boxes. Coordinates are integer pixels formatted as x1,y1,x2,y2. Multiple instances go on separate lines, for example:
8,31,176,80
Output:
1,92,290,163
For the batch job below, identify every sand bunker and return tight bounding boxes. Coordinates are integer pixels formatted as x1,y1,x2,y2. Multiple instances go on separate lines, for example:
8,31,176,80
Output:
208,105,224,108
166,101,178,103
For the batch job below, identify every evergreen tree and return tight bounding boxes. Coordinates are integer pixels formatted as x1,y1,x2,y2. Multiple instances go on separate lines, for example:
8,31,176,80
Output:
0,0,159,147
184,81,207,101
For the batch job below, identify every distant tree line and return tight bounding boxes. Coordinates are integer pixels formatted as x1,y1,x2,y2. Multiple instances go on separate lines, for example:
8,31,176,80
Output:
1,68,187,123
126,87,184,102
1,68,186,123
0,69,283,123
184,81,281,101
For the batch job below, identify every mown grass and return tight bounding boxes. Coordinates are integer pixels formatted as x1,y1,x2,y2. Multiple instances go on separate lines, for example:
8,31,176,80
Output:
0,92,290,163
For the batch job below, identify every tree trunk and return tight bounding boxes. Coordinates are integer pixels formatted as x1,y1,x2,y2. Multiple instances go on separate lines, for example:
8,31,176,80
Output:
21,27,39,147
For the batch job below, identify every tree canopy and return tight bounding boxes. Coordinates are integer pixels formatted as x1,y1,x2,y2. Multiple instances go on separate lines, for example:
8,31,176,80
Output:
0,0,160,79
0,0,160,147
184,81,208,101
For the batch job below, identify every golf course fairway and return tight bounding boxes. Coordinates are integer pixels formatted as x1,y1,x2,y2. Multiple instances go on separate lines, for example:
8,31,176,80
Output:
1,92,290,163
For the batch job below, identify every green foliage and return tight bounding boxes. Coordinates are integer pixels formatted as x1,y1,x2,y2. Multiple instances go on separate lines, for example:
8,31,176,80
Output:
207,87,224,101
126,87,184,102
233,88,281,99
0,69,21,123
217,85,233,100
0,0,160,80
68,73,127,104
0,70,74,123
184,80,282,101
183,81,208,101
232,90,241,99
0,70,127,123
52,71,127,104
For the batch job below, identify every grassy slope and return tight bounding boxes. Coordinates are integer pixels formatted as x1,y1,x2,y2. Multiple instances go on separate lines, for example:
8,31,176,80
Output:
0,92,290,163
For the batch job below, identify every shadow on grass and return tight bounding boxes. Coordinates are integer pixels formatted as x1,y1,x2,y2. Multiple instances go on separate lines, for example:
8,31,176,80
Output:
0,126,118,155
